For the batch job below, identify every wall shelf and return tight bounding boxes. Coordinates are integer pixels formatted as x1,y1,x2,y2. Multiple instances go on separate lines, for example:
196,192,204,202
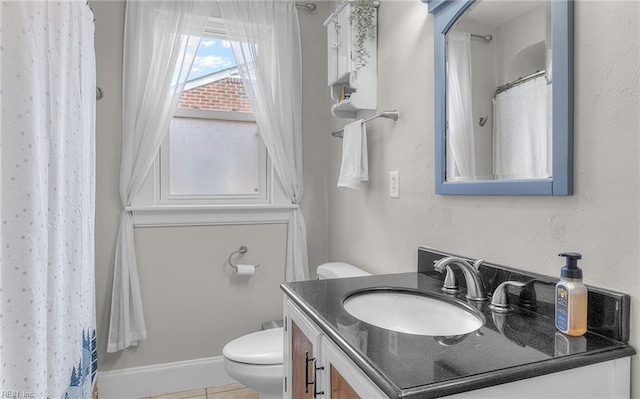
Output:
325,2,377,119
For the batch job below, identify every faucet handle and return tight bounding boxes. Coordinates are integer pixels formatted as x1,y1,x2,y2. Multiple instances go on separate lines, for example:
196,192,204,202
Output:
489,281,527,313
441,265,460,294
433,260,461,294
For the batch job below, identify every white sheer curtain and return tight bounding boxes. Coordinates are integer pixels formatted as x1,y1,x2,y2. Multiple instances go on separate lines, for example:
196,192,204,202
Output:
493,75,549,179
446,31,476,180
1,2,97,397
108,0,214,352
218,0,309,282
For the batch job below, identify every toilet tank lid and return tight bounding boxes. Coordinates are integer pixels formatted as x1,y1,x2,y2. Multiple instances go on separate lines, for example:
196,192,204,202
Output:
316,262,371,279
223,327,283,365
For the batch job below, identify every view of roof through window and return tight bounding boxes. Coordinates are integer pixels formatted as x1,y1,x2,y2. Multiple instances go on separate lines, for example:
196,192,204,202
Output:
179,37,252,113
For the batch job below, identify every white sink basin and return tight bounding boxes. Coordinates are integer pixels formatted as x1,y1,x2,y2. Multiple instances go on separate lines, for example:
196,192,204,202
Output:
342,289,484,336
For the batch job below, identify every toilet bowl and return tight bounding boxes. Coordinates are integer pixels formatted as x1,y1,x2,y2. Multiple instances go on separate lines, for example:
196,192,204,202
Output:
221,262,371,398
223,327,283,399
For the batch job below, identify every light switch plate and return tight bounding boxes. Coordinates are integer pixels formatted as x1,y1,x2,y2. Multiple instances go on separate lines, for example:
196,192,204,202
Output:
390,171,400,199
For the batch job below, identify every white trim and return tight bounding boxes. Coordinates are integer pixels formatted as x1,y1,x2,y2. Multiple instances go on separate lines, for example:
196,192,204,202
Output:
174,108,255,122
127,204,297,227
97,356,236,399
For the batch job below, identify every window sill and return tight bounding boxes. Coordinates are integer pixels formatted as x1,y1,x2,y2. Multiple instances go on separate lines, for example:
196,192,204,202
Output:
126,204,297,227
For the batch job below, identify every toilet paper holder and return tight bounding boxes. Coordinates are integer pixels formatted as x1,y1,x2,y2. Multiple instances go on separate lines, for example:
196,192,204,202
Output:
227,245,261,271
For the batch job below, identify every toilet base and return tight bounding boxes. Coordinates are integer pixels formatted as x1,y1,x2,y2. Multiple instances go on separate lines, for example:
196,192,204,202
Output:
223,358,283,397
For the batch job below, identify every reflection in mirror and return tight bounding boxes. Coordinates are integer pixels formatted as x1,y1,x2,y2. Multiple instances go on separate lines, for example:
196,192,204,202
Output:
446,1,550,182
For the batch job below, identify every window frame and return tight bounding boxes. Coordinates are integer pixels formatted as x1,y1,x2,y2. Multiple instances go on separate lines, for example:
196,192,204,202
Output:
127,25,294,227
158,108,269,206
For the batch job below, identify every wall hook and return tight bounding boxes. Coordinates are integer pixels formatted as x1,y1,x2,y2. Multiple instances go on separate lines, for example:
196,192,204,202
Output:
478,116,488,127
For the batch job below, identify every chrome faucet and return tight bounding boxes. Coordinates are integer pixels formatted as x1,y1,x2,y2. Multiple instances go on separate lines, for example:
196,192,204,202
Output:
433,257,487,301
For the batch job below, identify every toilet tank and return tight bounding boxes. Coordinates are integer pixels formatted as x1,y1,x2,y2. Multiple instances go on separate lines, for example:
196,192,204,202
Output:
316,262,371,280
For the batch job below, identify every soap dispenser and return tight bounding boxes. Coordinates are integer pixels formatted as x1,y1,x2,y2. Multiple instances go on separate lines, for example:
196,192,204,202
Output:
555,252,587,336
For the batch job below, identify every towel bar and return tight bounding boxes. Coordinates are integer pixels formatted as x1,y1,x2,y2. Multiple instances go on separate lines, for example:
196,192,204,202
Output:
331,110,399,138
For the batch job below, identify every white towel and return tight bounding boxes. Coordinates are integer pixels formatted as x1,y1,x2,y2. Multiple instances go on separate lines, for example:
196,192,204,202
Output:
337,119,368,189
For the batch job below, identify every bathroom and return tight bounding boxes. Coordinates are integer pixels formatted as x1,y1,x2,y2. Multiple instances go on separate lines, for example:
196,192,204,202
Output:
93,0,639,396
2,0,637,397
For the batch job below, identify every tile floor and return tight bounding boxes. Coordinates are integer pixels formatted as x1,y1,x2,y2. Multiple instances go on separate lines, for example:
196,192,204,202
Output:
140,383,258,399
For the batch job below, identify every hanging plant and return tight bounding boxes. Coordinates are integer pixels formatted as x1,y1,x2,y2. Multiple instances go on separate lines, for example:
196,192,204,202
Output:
350,0,376,71
334,0,377,72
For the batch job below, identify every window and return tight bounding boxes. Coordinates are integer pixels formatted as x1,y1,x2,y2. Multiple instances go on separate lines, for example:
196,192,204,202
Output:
158,32,269,205
129,21,295,227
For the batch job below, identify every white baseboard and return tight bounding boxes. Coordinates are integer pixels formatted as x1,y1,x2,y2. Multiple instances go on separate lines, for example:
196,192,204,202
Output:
98,356,236,399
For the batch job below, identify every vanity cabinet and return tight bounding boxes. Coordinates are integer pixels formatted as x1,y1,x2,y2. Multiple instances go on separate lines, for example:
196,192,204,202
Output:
324,2,377,118
283,295,631,398
285,299,386,398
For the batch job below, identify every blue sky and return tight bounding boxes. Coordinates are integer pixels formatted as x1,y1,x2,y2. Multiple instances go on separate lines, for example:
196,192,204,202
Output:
189,38,237,80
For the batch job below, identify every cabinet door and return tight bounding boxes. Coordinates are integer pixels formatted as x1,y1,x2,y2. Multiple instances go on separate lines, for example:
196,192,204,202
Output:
327,19,338,85
323,336,387,398
292,321,315,399
330,365,360,399
327,3,352,86
335,3,352,81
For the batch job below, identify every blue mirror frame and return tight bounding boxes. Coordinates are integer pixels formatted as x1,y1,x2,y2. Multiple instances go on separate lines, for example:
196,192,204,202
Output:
426,0,574,195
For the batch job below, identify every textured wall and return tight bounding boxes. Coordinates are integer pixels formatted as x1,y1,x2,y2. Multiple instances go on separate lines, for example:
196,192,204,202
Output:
300,1,331,278
326,0,640,392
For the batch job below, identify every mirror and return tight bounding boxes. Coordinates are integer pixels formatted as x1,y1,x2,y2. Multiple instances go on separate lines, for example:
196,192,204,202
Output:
427,0,573,195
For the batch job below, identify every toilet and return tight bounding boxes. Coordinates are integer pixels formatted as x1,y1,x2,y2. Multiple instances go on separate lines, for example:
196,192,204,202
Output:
222,262,371,399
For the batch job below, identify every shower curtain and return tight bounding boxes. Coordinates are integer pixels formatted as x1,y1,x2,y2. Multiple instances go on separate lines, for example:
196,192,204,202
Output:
493,75,549,179
446,31,476,180
0,2,97,398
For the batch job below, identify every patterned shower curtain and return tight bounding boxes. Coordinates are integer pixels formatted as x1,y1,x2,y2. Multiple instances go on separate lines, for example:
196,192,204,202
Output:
0,2,97,398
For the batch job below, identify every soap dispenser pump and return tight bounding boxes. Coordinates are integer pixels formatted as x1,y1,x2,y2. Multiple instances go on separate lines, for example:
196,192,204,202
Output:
555,252,587,336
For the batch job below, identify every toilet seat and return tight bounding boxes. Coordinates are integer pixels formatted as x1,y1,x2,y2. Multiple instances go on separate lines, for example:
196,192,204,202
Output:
223,327,283,365
317,262,371,279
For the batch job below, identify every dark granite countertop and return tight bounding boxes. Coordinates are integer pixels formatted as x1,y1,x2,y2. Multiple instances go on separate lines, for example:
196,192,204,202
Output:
281,271,635,398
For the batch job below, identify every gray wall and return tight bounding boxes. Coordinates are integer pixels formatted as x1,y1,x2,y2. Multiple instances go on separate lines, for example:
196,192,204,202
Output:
327,0,640,392
93,0,330,371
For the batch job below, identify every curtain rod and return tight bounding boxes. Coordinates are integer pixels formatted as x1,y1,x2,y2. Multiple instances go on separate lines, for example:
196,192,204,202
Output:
471,33,492,42
494,70,546,97
295,2,316,11
331,110,399,138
